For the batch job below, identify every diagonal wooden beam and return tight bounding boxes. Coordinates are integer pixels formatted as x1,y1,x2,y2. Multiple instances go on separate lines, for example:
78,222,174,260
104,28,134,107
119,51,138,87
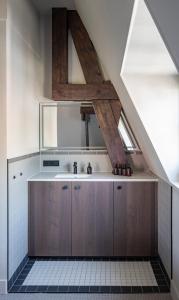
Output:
68,10,126,165
110,100,122,125
68,10,104,83
52,83,118,101
93,101,126,166
52,8,68,96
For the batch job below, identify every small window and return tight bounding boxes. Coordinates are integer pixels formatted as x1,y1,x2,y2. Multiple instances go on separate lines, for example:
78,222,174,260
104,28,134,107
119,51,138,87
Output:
118,111,140,152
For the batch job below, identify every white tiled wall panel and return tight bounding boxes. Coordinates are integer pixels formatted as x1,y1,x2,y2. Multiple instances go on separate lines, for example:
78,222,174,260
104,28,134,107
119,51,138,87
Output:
40,153,113,173
8,155,40,279
158,179,171,277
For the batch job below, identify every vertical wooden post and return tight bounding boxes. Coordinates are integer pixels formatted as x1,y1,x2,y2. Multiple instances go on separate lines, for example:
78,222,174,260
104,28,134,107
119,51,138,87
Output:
52,8,68,97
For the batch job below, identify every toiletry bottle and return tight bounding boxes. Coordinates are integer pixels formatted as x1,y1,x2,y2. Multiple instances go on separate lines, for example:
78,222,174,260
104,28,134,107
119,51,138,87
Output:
126,165,132,176
117,164,122,175
87,163,92,174
122,164,127,176
113,164,118,175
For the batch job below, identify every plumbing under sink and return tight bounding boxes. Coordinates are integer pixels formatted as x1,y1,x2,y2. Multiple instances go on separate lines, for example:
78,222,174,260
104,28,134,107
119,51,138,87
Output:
55,173,91,179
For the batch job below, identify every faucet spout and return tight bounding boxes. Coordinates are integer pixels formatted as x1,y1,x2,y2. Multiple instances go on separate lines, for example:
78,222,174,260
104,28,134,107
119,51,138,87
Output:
73,162,78,174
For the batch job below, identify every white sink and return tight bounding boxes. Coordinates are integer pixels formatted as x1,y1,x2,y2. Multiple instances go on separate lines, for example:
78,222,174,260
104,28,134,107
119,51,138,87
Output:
55,173,91,179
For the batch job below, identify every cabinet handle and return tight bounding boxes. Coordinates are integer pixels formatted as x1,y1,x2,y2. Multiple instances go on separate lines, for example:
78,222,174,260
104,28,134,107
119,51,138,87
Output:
62,185,68,190
117,186,122,190
74,185,81,190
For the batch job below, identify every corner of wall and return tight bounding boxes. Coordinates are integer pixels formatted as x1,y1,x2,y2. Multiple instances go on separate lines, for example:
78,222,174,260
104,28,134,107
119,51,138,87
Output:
171,280,179,300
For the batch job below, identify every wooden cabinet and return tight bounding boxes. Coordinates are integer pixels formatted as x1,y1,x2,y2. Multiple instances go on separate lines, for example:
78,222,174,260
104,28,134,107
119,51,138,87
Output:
28,180,157,257
72,182,113,256
114,182,157,256
28,181,72,256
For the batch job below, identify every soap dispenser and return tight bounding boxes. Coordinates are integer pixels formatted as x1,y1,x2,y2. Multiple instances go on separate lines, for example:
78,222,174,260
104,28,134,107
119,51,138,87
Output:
87,163,92,174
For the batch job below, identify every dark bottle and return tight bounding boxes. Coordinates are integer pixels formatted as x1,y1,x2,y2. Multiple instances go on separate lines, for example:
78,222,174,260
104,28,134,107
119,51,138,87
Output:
87,163,92,174
73,162,77,174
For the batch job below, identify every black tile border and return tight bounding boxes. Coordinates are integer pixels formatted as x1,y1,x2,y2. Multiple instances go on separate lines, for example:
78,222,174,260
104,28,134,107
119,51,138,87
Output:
9,256,170,294
8,255,29,290
151,257,170,293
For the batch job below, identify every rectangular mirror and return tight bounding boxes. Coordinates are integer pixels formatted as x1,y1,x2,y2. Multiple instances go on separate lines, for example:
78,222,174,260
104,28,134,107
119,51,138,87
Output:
40,102,106,151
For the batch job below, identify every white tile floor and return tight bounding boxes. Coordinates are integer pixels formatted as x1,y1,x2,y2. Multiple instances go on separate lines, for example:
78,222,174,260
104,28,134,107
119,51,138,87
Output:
23,261,157,287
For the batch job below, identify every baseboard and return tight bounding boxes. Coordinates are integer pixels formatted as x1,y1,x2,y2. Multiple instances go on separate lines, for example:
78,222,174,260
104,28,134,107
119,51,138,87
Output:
171,280,179,300
0,280,7,294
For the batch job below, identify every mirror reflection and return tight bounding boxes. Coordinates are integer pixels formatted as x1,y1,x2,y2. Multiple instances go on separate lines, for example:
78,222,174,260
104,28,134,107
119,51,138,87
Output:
41,102,106,151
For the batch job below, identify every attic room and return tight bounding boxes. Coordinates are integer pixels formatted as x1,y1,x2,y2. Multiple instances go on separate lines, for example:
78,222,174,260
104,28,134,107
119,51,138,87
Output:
0,0,179,299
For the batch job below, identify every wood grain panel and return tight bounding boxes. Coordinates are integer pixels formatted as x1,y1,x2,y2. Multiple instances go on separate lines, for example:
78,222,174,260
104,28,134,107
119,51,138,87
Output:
72,182,113,256
114,182,157,256
29,182,72,256
110,99,122,125
93,100,126,166
52,8,68,95
52,83,118,101
68,10,104,83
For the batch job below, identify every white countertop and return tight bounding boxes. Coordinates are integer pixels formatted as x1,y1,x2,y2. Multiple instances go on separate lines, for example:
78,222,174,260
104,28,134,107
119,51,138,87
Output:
28,172,158,182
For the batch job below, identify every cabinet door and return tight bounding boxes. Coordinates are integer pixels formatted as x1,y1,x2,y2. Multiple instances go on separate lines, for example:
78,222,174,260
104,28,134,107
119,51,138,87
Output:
114,182,157,256
72,182,113,256
29,181,71,256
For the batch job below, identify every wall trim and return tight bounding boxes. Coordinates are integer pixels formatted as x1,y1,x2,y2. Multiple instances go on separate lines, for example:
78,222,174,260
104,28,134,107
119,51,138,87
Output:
171,280,179,300
8,152,40,164
0,280,7,294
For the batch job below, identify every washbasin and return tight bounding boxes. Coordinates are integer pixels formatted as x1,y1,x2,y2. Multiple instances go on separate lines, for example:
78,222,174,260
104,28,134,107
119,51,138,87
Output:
55,173,91,179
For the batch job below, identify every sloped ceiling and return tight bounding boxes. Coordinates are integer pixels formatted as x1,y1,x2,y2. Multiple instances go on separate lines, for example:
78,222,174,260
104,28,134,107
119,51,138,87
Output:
122,0,179,182
31,0,75,13
74,0,168,181
145,0,179,72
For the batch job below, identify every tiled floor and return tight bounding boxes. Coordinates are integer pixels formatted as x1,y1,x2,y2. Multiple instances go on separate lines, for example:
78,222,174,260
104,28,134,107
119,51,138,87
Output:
9,258,170,294
23,261,157,287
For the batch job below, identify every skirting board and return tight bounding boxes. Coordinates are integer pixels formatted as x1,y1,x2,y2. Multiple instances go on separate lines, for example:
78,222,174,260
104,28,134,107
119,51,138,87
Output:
0,280,7,294
171,280,179,300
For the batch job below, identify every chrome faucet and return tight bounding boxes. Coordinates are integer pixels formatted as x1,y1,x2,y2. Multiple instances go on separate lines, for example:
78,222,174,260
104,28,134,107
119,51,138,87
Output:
73,162,77,174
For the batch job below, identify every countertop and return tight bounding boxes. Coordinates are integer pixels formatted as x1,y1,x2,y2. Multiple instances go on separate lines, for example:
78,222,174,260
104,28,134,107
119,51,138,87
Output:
28,172,158,182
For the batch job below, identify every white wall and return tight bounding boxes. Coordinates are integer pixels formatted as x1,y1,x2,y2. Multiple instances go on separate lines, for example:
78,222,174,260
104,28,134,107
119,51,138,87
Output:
122,0,179,182
6,0,42,159
2,0,42,292
145,0,179,73
8,155,40,280
0,0,7,294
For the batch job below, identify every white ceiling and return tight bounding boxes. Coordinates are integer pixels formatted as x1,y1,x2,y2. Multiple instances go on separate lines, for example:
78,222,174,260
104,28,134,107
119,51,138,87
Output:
31,0,75,14
122,0,177,74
